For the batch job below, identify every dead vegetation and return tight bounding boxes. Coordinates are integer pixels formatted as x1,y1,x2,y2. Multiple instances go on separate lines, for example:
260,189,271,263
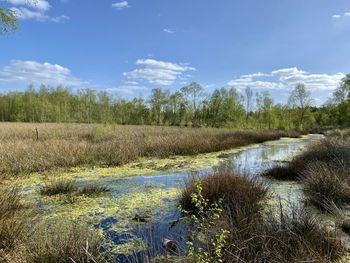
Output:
0,123,302,178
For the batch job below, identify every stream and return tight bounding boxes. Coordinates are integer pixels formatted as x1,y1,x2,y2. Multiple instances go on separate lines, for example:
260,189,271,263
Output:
108,134,324,261
15,134,332,262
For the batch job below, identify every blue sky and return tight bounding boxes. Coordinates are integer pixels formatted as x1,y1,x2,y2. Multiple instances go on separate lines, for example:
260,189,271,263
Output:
0,0,350,105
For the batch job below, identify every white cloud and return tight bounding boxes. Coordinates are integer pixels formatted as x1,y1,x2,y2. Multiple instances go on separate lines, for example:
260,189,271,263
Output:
7,0,51,11
0,60,82,87
8,1,69,23
112,1,130,10
10,7,48,21
11,7,70,22
332,12,350,19
106,85,148,95
123,59,196,86
227,67,344,92
163,28,174,34
51,14,70,23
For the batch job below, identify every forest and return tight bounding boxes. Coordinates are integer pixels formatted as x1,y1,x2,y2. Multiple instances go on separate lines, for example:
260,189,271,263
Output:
0,74,349,130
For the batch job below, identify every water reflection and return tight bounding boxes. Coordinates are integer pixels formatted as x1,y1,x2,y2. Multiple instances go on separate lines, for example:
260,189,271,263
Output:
104,134,323,260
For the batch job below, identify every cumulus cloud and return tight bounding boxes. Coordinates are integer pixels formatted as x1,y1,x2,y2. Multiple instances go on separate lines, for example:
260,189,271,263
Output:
8,1,69,23
112,1,130,10
123,59,196,86
0,60,82,86
227,67,344,92
332,14,341,18
7,0,51,11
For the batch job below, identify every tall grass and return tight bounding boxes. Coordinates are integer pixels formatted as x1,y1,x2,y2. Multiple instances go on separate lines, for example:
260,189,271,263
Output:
0,123,302,178
263,137,350,211
180,170,345,262
0,186,110,263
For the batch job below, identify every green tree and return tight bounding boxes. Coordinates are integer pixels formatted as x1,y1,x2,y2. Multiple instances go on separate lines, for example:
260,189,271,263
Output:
0,7,17,33
181,82,204,127
288,83,313,130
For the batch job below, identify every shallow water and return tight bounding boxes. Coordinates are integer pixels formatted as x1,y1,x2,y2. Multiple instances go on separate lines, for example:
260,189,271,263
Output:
13,134,325,261
106,134,324,260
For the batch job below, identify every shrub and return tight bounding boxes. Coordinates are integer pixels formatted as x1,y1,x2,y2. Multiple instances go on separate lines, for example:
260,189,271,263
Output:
179,170,269,224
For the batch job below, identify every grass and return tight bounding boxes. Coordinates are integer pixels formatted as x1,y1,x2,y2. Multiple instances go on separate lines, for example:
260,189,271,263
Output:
0,187,29,251
39,179,109,197
79,185,110,196
39,179,77,196
0,122,302,178
262,137,350,211
180,170,346,262
0,186,110,263
262,165,299,180
180,170,269,223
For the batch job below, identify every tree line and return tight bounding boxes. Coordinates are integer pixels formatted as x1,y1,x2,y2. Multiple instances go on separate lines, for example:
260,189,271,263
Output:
0,75,349,130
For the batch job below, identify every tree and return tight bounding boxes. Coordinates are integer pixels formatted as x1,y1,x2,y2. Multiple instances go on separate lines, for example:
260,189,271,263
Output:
0,8,17,33
150,88,167,125
244,87,254,127
288,83,312,130
333,74,350,104
181,82,204,126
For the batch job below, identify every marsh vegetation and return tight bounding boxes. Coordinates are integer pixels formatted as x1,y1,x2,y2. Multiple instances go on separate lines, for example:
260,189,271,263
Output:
0,123,349,262
0,122,301,178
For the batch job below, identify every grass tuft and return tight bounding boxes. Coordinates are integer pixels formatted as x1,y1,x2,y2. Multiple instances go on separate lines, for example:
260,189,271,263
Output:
78,185,110,197
39,179,77,196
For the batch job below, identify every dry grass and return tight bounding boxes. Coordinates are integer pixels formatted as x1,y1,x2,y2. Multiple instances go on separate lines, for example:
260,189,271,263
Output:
39,179,77,196
39,179,110,198
0,122,302,178
262,165,299,180
220,206,345,262
263,138,350,211
302,162,350,211
0,187,29,251
180,170,345,262
79,185,110,197
0,186,109,263
180,170,269,223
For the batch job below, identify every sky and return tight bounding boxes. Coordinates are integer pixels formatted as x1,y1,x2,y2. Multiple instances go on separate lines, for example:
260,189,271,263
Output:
0,0,350,105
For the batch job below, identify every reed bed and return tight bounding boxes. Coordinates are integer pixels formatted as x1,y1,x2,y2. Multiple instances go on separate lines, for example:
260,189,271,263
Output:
0,122,302,178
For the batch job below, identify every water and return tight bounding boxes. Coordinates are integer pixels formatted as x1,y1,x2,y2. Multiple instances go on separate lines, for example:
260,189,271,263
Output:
101,134,324,260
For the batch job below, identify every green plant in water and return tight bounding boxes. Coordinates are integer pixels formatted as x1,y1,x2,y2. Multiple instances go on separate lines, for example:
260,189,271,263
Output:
179,179,229,263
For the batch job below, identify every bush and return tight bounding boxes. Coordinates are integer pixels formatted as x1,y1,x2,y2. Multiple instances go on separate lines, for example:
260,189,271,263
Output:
180,170,269,224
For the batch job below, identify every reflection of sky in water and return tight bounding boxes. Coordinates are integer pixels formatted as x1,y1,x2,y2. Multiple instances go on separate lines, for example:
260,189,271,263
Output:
103,134,324,260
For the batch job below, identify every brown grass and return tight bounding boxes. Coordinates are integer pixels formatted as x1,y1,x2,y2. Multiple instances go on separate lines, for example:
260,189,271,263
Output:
0,186,109,263
263,138,350,211
180,170,345,262
0,122,302,178
180,170,269,223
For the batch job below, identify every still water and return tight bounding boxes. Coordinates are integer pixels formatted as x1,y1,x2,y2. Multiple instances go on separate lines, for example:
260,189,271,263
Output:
106,134,323,261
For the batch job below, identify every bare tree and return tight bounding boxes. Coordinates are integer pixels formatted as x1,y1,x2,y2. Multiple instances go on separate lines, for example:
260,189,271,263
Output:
288,83,312,129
